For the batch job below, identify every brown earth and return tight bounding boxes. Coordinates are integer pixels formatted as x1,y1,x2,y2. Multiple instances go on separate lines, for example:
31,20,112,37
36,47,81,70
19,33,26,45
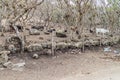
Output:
0,48,120,80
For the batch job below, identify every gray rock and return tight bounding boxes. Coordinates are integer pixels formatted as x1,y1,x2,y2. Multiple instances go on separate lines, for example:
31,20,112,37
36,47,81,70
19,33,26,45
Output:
8,45,16,53
0,68,4,70
0,51,10,64
27,44,43,52
44,31,50,35
56,42,68,50
56,30,67,38
75,42,83,48
0,51,10,55
67,43,76,49
29,29,40,35
32,53,39,59
46,49,52,55
3,61,13,68
31,26,44,31
41,43,52,49
1,19,11,32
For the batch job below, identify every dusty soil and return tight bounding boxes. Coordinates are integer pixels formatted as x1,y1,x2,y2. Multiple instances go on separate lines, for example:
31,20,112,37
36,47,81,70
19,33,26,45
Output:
0,48,120,80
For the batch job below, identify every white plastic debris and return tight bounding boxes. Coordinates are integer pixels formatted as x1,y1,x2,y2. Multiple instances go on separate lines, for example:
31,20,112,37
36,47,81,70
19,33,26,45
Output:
12,62,25,71
104,47,112,52
13,62,25,68
96,28,109,35
114,50,120,54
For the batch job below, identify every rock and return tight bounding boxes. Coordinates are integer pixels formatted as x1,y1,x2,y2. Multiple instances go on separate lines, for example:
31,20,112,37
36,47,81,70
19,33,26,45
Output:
27,44,43,52
8,44,16,53
47,28,56,33
0,51,10,64
67,43,76,49
3,61,13,68
0,45,5,51
56,42,68,50
46,49,52,55
56,30,67,38
5,36,22,52
31,26,44,31
91,40,99,46
32,53,39,59
75,42,83,48
1,19,11,32
44,31,50,35
29,29,40,35
0,51,10,56
41,43,52,49
111,36,120,44
102,40,111,45
1,59,25,71
84,40,91,46
0,68,4,70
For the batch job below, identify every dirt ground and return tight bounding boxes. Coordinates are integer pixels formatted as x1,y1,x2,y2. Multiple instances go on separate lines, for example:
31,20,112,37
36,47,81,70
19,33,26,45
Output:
0,48,120,80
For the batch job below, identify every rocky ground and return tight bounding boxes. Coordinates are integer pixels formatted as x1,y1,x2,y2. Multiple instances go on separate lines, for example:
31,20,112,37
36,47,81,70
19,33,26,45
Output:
0,47,120,80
